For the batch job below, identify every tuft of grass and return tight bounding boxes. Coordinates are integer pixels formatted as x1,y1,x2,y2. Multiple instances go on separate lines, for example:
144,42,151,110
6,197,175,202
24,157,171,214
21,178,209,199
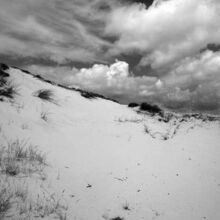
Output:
0,139,47,176
122,202,131,211
34,89,55,103
110,217,124,220
40,110,50,122
14,184,28,202
80,91,98,99
4,161,20,176
128,102,139,108
8,140,46,165
0,77,7,87
0,63,9,71
0,179,67,219
144,125,150,134
19,193,68,220
140,102,162,114
0,188,12,216
0,84,17,99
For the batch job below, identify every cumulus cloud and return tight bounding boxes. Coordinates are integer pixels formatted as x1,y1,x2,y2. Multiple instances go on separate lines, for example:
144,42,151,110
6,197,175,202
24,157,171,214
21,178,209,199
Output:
26,61,158,103
26,50,220,113
106,0,220,71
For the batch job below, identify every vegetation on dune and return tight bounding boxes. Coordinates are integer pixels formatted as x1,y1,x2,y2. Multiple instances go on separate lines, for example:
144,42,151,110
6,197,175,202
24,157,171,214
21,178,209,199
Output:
128,102,139,108
139,102,162,114
34,89,55,103
0,139,47,176
0,140,68,219
0,63,9,71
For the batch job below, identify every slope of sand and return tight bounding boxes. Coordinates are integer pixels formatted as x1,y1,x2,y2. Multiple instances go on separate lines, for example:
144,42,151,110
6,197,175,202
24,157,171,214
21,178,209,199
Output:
0,67,220,220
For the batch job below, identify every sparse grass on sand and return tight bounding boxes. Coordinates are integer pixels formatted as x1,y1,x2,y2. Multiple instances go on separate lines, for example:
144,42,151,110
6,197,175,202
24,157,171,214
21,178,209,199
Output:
122,202,131,211
0,140,68,219
0,178,68,220
40,110,50,122
34,89,55,103
0,139,47,176
0,81,17,100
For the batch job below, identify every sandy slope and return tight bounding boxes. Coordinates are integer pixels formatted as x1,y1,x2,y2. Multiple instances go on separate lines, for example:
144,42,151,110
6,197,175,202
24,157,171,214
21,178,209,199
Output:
0,67,220,220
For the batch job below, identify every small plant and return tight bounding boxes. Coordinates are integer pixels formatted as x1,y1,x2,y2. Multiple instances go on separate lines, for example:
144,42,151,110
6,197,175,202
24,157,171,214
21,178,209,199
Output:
0,63,9,71
128,102,139,108
117,117,143,123
80,91,99,99
19,193,68,219
144,125,150,134
0,139,47,176
0,185,13,217
140,102,162,114
0,70,9,78
14,184,28,202
0,189,12,217
4,161,20,176
122,202,131,211
110,217,124,220
41,110,50,122
34,89,55,103
0,84,17,99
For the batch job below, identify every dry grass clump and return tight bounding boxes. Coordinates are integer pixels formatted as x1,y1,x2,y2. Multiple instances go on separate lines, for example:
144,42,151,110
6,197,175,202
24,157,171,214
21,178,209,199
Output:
122,202,131,211
0,140,47,176
0,139,68,219
40,110,50,122
0,82,17,100
18,192,68,220
0,179,68,220
110,217,124,220
0,186,13,218
34,89,55,103
0,67,16,100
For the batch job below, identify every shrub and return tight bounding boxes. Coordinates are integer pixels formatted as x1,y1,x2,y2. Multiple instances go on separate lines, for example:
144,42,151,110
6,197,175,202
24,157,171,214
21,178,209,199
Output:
0,188,12,217
128,102,139,108
0,70,9,77
0,77,7,87
140,102,162,114
34,74,44,80
0,63,9,71
35,89,54,103
80,91,99,99
0,140,47,176
40,110,50,122
110,217,124,220
122,202,131,211
0,83,17,99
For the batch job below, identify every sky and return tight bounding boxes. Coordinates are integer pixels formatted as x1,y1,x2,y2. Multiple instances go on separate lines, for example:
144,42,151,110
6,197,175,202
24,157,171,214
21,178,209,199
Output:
0,0,220,113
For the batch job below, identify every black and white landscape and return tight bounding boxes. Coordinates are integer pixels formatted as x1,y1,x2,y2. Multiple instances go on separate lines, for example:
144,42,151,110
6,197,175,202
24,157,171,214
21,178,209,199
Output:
0,0,220,220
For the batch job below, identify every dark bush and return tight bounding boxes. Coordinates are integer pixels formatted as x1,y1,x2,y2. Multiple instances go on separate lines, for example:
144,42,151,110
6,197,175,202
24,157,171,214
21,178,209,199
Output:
110,217,124,220
80,91,98,99
140,102,162,114
34,74,44,80
128,102,139,108
0,77,7,87
0,86,17,99
35,89,54,103
0,63,9,71
0,70,9,78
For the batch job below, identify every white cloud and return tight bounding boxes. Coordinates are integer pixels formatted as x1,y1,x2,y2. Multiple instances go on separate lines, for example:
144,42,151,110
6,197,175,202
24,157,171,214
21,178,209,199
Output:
26,50,220,112
106,0,220,70
26,60,158,101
